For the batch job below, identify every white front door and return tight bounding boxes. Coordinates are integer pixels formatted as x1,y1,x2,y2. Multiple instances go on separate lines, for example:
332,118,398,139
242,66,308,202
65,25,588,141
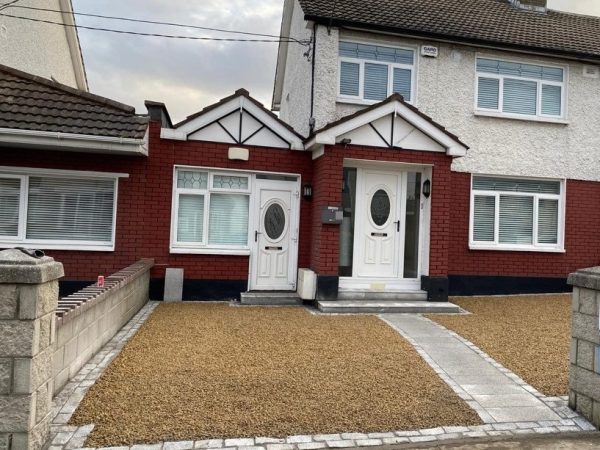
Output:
355,170,402,278
249,177,299,291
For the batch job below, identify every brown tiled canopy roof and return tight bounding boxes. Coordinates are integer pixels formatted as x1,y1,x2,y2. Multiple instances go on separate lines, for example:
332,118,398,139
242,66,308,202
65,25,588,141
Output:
0,64,148,139
299,0,600,61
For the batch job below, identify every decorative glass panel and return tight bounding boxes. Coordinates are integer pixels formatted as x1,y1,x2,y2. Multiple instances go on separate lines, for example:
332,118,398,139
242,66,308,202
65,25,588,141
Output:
177,170,208,190
538,198,559,244
499,195,534,245
477,77,500,110
340,61,360,96
370,189,391,226
339,168,357,277
364,63,388,101
393,67,412,101
473,195,496,242
541,84,562,116
503,78,537,115
177,194,204,242
0,177,21,237
26,177,114,242
264,203,286,240
477,58,563,82
208,194,249,245
403,173,421,278
473,177,560,194
212,175,248,190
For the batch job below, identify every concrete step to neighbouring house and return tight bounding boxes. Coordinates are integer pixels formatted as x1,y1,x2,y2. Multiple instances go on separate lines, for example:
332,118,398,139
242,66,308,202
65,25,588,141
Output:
337,289,428,301
317,300,461,314
240,291,302,305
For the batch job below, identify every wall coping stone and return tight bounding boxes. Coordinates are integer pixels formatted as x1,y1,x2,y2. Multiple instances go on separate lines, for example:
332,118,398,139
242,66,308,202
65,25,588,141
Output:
56,259,154,326
0,249,64,284
568,267,600,291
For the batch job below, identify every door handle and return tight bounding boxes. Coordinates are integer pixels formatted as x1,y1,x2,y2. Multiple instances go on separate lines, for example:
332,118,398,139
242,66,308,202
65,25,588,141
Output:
394,220,400,232
255,230,261,242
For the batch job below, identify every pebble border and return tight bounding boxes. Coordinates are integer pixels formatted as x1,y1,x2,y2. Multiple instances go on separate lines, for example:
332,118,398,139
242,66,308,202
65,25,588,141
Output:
49,304,596,450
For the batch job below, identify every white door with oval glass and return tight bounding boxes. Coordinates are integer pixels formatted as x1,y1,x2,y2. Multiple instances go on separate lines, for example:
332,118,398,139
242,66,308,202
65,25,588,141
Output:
250,177,299,291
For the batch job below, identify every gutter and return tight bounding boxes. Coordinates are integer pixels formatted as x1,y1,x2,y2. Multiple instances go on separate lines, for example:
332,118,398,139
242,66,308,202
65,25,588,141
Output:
305,15,600,65
0,127,148,156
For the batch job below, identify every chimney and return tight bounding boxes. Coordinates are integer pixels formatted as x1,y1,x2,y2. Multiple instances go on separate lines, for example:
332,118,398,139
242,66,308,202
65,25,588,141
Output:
509,0,547,12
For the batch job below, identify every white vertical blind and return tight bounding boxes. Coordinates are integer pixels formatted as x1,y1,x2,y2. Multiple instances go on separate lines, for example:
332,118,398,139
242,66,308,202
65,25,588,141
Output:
499,195,534,244
477,77,500,110
541,84,562,116
392,68,412,101
0,177,21,237
364,63,388,101
177,194,204,242
26,177,115,242
340,61,360,96
503,78,537,115
473,195,496,242
208,194,249,245
538,199,559,244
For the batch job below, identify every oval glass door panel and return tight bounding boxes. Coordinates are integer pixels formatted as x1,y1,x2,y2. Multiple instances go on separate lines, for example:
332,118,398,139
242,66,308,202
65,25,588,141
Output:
264,203,286,240
370,189,391,226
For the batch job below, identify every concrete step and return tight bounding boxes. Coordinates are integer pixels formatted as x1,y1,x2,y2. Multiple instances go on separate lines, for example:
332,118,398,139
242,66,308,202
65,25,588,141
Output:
317,300,461,314
337,290,428,301
240,291,302,305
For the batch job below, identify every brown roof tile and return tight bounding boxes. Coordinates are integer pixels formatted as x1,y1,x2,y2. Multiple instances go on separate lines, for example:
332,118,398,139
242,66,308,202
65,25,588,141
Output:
0,64,148,139
299,0,600,61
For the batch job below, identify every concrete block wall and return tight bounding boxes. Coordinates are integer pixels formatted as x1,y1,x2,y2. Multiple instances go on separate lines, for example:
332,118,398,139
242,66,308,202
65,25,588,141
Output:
52,259,153,395
568,267,600,429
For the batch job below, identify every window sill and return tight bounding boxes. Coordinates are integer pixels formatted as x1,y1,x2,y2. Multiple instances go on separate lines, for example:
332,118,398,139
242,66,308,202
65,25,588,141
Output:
469,244,565,253
0,241,114,252
170,246,250,256
473,110,569,125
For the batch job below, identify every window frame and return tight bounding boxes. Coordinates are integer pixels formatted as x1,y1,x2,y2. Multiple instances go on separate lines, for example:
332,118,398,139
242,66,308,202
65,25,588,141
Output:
469,174,566,253
170,167,253,255
474,55,568,122
337,40,417,105
0,168,121,251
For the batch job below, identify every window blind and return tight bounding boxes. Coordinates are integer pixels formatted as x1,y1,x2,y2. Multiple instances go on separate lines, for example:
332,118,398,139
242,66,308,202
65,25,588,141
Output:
473,177,560,194
538,199,559,244
392,68,412,101
477,77,500,110
503,78,537,115
364,63,388,101
477,59,563,82
0,177,20,237
541,84,562,116
26,177,115,242
473,195,496,242
339,42,414,65
499,195,534,245
208,194,249,245
177,194,204,242
340,61,360,96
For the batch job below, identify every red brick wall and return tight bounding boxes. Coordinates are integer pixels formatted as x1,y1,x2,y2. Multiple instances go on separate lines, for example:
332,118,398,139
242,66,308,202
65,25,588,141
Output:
448,172,600,277
1,121,313,281
310,144,454,276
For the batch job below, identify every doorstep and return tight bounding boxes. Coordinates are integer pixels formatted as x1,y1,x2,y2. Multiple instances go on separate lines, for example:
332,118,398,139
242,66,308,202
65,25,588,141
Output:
317,300,461,314
240,291,302,305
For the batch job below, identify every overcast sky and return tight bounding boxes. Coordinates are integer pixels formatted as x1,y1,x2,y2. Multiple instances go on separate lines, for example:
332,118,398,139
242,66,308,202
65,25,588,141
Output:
72,0,600,122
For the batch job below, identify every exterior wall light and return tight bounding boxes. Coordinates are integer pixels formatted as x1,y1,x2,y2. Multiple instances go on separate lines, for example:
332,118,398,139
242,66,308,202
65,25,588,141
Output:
423,179,431,198
303,183,313,199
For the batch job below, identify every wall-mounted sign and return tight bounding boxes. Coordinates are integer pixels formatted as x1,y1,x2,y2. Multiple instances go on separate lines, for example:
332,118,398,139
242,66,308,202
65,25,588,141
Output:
421,45,439,58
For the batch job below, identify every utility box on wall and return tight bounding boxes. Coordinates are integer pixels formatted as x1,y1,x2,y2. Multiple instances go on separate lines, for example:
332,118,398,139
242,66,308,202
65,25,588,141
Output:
321,206,343,224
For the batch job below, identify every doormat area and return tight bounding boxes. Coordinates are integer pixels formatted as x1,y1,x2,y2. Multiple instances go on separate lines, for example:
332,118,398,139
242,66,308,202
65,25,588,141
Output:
69,303,480,446
428,294,570,397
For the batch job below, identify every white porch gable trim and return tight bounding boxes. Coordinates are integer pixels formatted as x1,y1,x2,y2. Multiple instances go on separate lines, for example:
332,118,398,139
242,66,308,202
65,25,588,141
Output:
161,93,304,150
306,98,468,156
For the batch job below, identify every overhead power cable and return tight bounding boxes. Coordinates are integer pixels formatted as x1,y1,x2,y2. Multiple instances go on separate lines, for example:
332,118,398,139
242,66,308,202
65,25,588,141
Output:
0,0,20,11
1,5,308,45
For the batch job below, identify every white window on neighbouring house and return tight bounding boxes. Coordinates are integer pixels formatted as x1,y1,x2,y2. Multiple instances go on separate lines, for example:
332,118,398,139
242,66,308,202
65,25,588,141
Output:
0,172,117,250
470,176,564,252
476,58,566,120
338,41,415,104
171,169,250,253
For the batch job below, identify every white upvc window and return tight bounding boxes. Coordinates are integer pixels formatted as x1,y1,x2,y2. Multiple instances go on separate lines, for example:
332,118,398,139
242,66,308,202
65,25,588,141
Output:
171,168,251,254
0,170,118,251
475,57,567,120
470,175,565,252
338,41,416,104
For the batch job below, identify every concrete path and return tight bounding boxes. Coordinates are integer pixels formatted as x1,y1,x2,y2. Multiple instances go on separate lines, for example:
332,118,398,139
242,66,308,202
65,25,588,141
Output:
381,314,562,424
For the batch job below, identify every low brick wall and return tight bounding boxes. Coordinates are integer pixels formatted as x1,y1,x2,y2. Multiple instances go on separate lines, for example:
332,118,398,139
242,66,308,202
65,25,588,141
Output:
568,267,600,429
52,259,153,395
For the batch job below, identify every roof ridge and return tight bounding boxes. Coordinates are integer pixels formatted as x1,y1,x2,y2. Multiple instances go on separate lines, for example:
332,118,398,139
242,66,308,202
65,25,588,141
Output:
0,63,137,114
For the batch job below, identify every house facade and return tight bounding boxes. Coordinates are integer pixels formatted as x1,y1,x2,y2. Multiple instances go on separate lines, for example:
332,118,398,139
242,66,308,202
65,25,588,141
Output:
272,0,600,297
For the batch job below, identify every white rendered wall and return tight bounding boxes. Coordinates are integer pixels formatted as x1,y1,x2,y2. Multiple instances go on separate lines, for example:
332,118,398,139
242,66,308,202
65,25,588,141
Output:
281,22,600,182
0,0,80,88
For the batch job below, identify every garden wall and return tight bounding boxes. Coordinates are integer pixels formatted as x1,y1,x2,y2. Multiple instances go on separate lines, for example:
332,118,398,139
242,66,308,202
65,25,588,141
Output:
52,259,153,394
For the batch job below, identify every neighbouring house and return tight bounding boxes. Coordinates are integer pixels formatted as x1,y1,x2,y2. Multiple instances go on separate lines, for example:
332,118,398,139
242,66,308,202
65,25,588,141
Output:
0,0,88,90
272,0,600,297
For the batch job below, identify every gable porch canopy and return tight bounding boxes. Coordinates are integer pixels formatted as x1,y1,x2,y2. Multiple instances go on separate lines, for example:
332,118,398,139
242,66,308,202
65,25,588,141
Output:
305,94,468,157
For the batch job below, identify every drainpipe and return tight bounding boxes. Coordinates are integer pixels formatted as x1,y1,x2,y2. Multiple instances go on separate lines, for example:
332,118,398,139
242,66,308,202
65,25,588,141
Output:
309,22,317,134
